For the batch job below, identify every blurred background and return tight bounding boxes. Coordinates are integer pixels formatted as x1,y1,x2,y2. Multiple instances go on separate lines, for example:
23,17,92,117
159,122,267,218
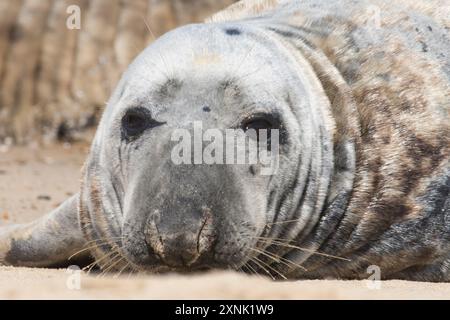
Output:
0,0,236,145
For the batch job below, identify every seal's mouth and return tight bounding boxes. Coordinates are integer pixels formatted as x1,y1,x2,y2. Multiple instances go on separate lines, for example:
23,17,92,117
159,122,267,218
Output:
118,231,255,275
129,258,227,275
153,265,215,275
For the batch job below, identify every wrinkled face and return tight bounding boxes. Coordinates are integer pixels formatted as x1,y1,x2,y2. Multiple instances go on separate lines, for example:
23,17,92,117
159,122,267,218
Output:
91,23,323,273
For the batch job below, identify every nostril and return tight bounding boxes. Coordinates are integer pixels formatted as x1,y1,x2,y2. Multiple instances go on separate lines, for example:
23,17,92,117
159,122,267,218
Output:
197,207,215,255
144,212,165,259
144,208,216,269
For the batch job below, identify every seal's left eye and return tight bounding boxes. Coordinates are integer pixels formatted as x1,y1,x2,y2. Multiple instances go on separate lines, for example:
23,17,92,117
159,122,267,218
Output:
243,118,274,143
241,114,286,150
243,119,273,132
121,107,166,139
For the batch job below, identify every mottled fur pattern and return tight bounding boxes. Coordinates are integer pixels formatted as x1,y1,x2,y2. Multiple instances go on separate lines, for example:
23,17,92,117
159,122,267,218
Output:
209,0,450,280
0,0,449,281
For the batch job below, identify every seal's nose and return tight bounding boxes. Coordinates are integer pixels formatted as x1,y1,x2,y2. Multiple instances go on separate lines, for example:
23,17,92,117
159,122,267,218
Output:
145,207,214,268
156,232,201,267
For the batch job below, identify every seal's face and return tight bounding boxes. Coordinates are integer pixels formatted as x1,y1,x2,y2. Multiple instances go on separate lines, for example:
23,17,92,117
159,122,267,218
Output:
89,23,332,273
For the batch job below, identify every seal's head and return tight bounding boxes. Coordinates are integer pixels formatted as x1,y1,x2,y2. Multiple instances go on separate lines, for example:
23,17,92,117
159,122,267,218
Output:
81,22,355,275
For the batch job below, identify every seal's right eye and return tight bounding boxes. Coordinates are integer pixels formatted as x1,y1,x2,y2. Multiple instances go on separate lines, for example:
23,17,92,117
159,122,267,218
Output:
121,107,166,139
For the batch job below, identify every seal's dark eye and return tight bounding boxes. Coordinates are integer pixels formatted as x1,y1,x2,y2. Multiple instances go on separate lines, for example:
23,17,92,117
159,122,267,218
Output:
241,114,287,150
123,113,146,133
242,117,275,148
121,107,166,139
243,118,273,132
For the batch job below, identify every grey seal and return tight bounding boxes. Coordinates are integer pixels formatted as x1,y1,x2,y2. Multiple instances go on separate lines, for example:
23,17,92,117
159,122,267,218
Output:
1,0,449,281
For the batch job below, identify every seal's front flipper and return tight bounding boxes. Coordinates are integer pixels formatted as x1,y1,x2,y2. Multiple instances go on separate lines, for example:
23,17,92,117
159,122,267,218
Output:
0,194,88,268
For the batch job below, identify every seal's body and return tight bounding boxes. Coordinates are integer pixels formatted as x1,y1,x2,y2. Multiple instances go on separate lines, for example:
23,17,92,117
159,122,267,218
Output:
1,0,449,281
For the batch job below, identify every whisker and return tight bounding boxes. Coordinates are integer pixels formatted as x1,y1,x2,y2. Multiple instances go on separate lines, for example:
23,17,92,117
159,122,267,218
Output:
265,219,305,226
232,41,258,76
237,65,269,81
126,266,139,279
252,255,287,280
97,251,121,271
83,236,124,246
229,262,240,273
242,261,261,278
142,16,173,79
68,242,110,261
114,262,131,279
68,236,124,261
82,250,119,273
68,235,125,270
250,247,307,272
255,237,351,262
249,257,276,280
98,253,124,277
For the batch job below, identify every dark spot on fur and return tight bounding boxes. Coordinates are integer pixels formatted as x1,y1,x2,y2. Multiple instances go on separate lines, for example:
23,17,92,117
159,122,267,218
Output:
219,79,242,100
267,189,276,209
404,166,424,194
220,79,234,89
290,25,329,37
367,157,383,196
405,133,442,169
202,106,211,112
225,28,241,36
341,62,361,84
367,157,382,174
372,201,412,218
394,128,446,194
158,79,182,99
419,41,428,53
377,73,390,82
382,135,390,144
